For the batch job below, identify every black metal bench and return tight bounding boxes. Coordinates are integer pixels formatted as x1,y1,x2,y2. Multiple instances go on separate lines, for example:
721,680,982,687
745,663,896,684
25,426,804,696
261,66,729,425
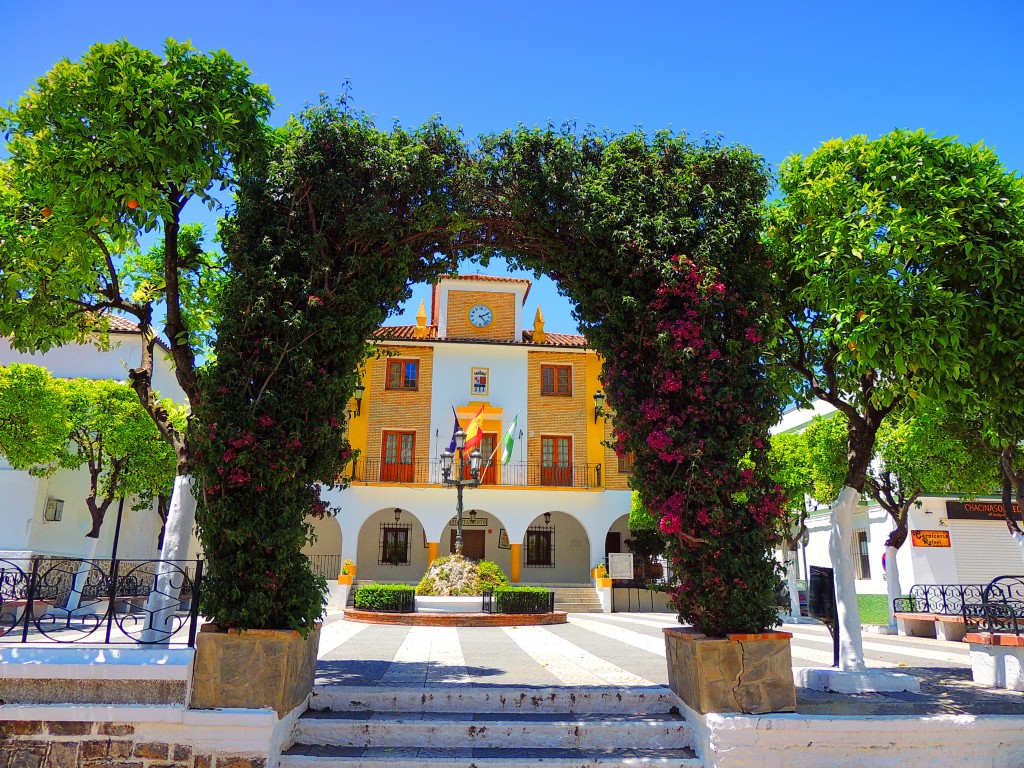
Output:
891,583,988,640
963,575,1024,635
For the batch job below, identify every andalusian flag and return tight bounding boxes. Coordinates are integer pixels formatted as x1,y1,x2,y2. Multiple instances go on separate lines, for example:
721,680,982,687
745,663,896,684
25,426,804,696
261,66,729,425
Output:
500,414,520,465
463,403,486,450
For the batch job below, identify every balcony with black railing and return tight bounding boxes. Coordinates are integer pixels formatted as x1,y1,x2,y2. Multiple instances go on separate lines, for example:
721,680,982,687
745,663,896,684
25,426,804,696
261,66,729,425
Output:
350,458,603,489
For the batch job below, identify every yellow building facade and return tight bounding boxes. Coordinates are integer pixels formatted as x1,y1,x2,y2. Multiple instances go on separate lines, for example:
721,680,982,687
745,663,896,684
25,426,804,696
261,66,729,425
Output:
308,275,636,587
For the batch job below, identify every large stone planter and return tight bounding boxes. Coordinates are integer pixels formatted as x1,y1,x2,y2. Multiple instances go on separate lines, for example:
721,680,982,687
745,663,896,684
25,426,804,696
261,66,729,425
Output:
663,626,796,714
190,622,321,717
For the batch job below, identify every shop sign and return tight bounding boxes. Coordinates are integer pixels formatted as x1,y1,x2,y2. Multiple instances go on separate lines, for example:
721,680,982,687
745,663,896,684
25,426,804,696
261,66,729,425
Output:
910,529,951,548
945,500,1017,521
449,516,488,527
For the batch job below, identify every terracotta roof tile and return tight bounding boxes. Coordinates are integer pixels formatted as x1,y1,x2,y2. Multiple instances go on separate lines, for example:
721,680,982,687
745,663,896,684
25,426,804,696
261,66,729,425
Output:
374,325,438,340
103,314,141,333
374,325,588,349
99,313,171,352
522,330,588,347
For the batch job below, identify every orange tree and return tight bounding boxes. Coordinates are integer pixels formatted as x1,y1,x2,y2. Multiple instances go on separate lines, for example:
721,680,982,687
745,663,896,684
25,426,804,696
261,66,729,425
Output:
192,98,784,635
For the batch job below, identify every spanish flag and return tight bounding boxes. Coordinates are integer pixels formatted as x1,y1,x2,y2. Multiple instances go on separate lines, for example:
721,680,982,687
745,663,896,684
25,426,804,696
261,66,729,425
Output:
463,403,486,450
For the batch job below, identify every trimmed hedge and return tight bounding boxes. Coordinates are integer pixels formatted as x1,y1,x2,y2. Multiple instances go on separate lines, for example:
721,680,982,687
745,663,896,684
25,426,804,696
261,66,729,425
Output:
353,584,416,613
492,586,553,614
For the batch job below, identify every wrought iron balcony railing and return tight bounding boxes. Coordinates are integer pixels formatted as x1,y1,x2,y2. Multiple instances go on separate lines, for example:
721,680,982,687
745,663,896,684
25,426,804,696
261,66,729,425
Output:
351,458,603,489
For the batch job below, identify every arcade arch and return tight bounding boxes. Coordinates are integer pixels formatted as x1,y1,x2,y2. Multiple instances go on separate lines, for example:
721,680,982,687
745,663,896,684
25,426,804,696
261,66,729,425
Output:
355,507,429,583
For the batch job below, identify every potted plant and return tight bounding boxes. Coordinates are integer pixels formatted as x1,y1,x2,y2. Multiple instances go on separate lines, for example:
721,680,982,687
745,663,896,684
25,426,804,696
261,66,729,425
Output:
592,563,612,589
338,565,353,586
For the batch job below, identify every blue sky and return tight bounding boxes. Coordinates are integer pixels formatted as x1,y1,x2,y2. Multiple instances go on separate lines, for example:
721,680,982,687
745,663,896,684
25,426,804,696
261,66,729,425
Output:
5,1,1023,334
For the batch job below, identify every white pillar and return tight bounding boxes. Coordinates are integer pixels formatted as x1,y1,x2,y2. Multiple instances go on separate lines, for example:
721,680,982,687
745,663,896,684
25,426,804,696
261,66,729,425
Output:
141,475,197,644
829,486,866,671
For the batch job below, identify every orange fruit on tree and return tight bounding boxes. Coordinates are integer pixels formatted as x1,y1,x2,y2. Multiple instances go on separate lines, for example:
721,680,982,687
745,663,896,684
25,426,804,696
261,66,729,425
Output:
41,207,52,218
127,200,139,210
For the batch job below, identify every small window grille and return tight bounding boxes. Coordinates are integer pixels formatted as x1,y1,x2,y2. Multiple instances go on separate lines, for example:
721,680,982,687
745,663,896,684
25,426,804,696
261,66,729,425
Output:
525,526,555,567
379,524,411,565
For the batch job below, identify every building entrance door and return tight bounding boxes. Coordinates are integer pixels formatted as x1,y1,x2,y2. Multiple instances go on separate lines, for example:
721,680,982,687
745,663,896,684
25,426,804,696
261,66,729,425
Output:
605,532,621,558
451,529,485,560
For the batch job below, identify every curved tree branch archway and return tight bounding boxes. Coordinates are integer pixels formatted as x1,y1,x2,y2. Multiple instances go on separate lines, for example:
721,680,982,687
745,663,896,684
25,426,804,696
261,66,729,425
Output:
192,100,784,637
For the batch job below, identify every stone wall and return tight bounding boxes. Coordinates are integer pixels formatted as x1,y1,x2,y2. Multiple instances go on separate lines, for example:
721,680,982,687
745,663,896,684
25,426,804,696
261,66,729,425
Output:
0,720,266,768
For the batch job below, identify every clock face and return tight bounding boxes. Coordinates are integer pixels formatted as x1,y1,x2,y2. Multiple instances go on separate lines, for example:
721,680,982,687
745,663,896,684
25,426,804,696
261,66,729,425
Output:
468,304,494,328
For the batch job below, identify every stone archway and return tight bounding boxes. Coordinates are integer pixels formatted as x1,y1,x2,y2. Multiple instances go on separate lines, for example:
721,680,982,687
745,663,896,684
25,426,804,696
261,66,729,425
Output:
195,105,786,636
354,507,429,584
519,511,591,585
436,508,512,577
301,513,342,580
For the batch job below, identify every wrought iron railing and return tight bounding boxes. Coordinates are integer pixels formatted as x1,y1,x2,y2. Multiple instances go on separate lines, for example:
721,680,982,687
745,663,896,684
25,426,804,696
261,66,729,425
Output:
964,575,1024,635
0,557,203,646
351,458,603,488
308,554,342,580
892,583,988,615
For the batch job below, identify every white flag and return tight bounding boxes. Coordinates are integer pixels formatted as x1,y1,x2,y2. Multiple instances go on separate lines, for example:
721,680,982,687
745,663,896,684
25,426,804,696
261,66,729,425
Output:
500,414,520,465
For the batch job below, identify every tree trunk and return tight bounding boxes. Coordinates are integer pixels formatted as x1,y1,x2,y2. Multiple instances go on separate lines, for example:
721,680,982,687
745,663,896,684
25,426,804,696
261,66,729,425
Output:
885,545,901,631
829,485,866,671
141,474,197,644
881,517,909,631
155,493,170,551
786,546,801,619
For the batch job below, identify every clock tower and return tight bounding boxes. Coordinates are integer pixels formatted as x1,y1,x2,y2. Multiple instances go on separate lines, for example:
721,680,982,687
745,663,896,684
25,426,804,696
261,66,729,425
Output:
432,274,530,341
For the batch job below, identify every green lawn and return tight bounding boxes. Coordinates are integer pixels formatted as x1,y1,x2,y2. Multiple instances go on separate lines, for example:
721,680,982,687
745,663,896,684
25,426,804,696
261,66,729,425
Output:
857,593,890,625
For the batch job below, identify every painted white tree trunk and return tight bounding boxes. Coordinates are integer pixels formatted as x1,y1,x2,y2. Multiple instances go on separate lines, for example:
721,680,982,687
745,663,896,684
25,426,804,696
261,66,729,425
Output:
787,549,801,619
141,475,197,644
1012,530,1024,563
885,544,901,631
829,485,866,671
64,536,101,613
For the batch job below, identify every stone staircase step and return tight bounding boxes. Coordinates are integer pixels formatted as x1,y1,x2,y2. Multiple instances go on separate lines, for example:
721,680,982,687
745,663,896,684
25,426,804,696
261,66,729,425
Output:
309,685,679,715
293,711,692,749
280,745,700,767
290,685,698,768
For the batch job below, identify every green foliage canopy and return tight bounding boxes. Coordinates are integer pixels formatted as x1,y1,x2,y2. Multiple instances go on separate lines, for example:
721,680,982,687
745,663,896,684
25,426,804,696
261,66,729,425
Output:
0,39,272,466
0,364,180,538
194,99,784,636
766,130,1024,492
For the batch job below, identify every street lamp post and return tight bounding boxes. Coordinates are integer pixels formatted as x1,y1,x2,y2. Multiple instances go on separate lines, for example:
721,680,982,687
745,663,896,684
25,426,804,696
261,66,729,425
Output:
439,428,483,555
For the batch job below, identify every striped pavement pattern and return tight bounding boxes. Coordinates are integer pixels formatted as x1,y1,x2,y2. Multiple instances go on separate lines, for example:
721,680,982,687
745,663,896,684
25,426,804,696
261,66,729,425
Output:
316,611,970,688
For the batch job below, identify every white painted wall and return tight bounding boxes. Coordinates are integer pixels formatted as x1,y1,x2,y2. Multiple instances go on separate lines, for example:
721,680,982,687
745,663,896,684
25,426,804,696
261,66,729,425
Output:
772,400,838,435
429,343,528,462
0,334,182,561
1,459,162,560
803,503,894,595
1,334,186,404
801,494,1024,599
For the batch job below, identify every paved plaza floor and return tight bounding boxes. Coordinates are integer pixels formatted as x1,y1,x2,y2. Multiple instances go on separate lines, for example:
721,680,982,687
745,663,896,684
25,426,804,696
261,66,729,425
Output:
315,610,1024,716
